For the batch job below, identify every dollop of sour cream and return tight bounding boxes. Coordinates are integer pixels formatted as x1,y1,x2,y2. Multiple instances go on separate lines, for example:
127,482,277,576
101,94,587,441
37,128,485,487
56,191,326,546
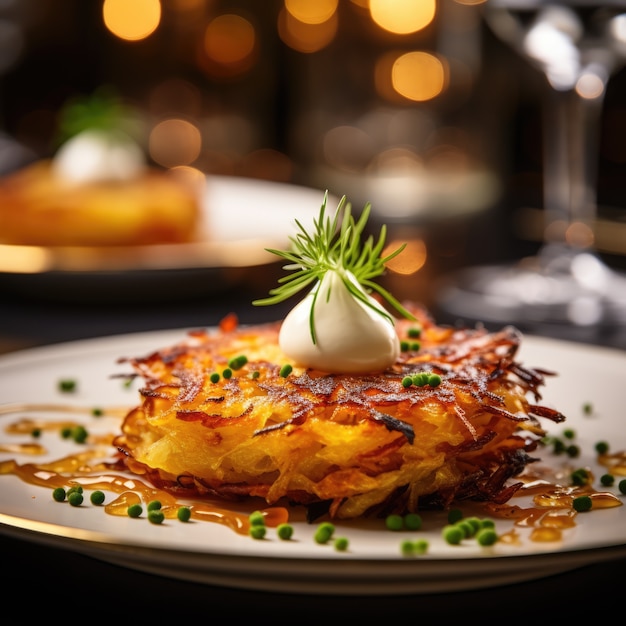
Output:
51,129,145,184
279,269,400,374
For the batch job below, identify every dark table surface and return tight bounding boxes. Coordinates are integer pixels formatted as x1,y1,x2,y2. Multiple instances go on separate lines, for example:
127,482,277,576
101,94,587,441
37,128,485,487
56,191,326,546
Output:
1,532,622,621
1,271,625,621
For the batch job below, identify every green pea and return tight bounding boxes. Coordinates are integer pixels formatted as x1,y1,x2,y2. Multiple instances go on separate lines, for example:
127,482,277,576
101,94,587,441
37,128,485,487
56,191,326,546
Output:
447,508,463,524
90,490,105,505
148,510,165,525
595,441,609,455
58,379,77,393
334,537,349,551
571,468,590,486
313,522,335,544
52,487,66,502
413,539,429,554
404,513,422,530
177,506,191,522
127,503,143,518
566,444,580,458
619,479,626,495
412,373,429,387
600,474,615,487
400,539,415,556
464,517,482,534
210,372,220,383
428,374,442,387
456,520,474,538
442,524,464,545
401,376,413,388
72,425,88,444
572,495,592,512
68,491,83,507
476,528,498,546
277,523,294,540
249,525,266,539
249,510,265,526
147,500,162,511
228,355,248,370
385,514,404,531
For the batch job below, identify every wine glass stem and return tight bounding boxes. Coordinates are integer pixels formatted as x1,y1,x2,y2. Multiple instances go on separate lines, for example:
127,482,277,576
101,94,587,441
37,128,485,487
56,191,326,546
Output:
542,81,603,255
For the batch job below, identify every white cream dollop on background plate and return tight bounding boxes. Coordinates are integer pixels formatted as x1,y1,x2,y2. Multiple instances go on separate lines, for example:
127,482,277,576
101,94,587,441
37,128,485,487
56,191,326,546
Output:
51,129,145,184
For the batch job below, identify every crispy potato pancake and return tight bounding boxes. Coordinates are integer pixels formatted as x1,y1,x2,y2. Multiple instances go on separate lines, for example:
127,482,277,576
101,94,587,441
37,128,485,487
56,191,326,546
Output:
113,303,565,519
0,160,200,246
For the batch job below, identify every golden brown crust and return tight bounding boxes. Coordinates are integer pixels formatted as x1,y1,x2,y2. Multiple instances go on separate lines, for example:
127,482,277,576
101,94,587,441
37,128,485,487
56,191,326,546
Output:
113,304,565,519
0,160,200,246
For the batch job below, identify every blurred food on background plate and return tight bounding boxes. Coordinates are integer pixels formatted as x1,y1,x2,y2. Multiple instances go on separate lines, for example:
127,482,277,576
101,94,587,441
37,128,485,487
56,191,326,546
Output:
0,89,201,247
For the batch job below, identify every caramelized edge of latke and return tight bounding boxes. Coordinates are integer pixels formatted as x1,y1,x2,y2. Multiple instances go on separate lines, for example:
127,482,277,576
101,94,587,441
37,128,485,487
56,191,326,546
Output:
111,303,566,519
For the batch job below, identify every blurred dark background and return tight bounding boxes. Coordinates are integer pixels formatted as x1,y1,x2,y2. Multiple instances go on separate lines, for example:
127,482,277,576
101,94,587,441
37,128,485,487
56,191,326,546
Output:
1,0,626,350
1,3,625,608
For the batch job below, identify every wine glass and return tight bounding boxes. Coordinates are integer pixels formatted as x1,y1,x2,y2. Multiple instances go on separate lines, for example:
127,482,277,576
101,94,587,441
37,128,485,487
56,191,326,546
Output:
437,0,626,334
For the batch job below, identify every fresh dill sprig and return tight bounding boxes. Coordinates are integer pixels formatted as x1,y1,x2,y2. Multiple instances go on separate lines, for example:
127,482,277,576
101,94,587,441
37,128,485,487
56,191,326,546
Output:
252,192,415,342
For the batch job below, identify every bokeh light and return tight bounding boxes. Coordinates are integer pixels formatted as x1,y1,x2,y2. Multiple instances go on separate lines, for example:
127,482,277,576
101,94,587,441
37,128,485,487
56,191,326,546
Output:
102,0,161,41
566,222,595,249
278,6,338,53
322,125,375,173
391,51,447,102
576,72,605,100
201,14,256,77
149,119,202,168
370,147,423,174
284,0,338,24
168,165,206,198
369,0,436,35
383,238,427,275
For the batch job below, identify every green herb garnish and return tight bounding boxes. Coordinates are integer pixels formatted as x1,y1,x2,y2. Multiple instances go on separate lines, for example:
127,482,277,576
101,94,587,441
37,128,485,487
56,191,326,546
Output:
252,193,414,343
55,86,143,146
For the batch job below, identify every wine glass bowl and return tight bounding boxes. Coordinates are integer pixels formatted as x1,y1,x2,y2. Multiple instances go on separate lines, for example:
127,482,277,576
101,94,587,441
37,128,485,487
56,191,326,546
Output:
437,0,626,332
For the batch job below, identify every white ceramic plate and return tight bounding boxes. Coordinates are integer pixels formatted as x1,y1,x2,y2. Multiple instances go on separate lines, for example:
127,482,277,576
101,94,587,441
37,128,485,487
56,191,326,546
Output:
0,331,625,595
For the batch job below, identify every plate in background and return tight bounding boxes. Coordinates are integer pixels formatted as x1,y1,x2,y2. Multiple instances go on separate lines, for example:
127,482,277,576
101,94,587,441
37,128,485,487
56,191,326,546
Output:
0,176,329,302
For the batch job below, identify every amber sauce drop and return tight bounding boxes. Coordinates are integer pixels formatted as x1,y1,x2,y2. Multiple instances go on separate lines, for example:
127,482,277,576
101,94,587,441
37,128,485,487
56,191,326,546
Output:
485,465,623,544
1,406,288,536
0,442,46,454
1,454,289,535
598,451,626,476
